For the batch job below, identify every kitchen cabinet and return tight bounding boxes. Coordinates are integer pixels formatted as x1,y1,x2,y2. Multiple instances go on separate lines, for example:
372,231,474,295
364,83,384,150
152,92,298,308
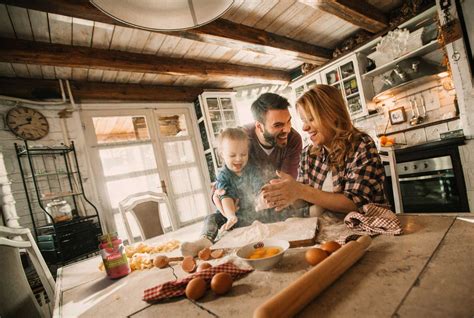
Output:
321,54,373,120
194,91,238,182
291,72,322,100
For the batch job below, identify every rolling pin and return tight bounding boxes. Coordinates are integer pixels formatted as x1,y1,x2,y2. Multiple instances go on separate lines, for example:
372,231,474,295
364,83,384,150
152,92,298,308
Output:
254,235,372,318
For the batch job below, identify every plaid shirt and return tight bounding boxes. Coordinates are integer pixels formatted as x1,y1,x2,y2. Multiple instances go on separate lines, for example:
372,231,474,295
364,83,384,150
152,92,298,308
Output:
297,133,387,210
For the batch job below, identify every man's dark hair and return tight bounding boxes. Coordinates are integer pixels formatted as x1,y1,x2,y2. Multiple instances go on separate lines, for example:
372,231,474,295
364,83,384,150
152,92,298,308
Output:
250,93,290,123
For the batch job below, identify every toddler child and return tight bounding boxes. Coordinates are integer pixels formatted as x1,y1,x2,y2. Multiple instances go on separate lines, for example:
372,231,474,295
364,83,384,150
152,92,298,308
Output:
181,127,265,257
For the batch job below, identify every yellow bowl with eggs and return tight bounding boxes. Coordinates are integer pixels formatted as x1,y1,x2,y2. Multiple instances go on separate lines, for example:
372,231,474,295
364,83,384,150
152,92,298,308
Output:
236,239,289,270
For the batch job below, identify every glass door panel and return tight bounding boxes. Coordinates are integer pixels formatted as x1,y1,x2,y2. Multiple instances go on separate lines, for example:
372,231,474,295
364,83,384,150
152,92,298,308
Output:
341,61,355,78
206,98,219,110
220,98,233,109
158,114,188,137
156,109,210,226
163,140,195,166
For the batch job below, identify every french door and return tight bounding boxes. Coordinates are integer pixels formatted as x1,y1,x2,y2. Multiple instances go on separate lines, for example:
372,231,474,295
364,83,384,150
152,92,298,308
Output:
82,105,211,239
154,108,211,225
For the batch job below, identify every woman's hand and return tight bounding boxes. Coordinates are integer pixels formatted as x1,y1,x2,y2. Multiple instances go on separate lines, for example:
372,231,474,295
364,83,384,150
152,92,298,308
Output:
261,171,301,211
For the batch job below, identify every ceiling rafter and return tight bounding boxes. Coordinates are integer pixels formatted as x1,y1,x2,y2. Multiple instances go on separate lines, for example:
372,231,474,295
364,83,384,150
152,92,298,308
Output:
0,77,206,102
0,38,291,82
0,0,332,64
299,0,388,33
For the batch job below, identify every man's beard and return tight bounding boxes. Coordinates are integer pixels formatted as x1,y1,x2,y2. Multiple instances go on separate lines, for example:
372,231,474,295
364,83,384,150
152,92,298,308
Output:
263,128,287,148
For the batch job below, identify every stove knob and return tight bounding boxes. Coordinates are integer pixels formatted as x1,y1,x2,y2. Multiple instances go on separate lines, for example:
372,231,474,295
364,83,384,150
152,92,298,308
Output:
424,163,429,169
413,165,418,170
404,166,408,171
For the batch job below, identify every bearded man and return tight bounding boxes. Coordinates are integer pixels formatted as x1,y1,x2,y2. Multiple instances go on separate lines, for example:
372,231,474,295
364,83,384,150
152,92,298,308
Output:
244,92,302,179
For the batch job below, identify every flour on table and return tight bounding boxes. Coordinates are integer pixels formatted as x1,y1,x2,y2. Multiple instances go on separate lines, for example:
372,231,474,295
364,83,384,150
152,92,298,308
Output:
211,217,318,249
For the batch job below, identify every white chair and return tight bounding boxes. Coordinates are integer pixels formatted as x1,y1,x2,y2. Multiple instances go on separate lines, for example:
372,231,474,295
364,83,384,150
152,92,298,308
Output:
380,146,404,213
0,226,55,318
118,191,178,244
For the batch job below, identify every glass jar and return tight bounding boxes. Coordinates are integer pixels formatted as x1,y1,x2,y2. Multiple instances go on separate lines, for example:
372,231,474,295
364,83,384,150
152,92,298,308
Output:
46,200,72,223
98,233,130,279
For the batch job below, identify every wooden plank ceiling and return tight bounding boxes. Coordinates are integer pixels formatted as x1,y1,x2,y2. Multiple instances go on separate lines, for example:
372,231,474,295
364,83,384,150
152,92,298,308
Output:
0,0,402,101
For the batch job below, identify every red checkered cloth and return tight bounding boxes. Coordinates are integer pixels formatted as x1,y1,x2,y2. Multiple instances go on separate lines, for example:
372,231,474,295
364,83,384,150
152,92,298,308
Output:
337,204,403,244
143,262,253,302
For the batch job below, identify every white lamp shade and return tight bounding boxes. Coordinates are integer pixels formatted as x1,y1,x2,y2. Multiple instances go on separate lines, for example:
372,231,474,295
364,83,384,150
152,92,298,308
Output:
90,0,234,31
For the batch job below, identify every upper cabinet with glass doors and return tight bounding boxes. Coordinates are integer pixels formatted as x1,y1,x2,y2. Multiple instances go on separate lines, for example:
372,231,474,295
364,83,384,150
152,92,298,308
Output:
321,54,373,120
195,91,238,182
291,72,322,100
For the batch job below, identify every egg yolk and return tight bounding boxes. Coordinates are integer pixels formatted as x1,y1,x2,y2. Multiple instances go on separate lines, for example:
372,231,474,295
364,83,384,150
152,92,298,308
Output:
247,246,282,259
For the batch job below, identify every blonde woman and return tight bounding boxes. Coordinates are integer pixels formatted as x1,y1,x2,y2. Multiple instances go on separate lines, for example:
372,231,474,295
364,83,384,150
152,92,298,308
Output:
261,85,387,214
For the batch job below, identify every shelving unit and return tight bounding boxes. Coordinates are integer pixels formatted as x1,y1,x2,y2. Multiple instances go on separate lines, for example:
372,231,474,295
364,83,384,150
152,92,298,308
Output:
15,140,102,265
193,92,238,182
362,40,441,78
321,54,371,119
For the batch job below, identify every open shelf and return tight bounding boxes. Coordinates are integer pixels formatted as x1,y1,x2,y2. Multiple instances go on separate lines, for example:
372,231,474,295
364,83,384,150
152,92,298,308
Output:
362,40,440,79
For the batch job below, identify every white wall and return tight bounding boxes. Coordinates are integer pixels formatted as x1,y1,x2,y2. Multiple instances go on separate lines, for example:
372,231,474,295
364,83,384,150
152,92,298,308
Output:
0,103,99,232
441,0,474,211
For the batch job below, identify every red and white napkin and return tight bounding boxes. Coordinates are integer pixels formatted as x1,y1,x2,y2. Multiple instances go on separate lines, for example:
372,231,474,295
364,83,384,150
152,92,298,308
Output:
143,262,252,302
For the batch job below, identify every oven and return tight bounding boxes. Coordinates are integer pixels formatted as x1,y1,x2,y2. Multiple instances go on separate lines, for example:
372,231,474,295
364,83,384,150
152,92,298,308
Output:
384,138,469,213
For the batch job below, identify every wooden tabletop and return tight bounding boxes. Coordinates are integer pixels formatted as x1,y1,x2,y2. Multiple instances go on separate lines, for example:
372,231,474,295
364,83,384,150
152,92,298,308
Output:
53,215,474,317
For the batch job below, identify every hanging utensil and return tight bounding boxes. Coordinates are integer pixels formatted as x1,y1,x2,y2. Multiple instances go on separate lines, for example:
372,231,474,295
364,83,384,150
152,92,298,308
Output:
414,97,424,124
420,95,427,117
409,99,419,126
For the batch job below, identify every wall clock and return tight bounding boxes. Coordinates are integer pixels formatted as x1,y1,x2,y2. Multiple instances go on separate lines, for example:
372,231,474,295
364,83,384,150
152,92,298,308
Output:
6,106,49,140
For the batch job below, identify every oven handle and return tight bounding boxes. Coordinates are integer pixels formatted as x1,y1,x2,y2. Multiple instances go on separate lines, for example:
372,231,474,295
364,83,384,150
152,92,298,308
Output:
399,173,451,182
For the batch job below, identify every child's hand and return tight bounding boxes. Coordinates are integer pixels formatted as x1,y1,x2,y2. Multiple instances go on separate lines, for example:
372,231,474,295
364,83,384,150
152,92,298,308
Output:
220,216,238,231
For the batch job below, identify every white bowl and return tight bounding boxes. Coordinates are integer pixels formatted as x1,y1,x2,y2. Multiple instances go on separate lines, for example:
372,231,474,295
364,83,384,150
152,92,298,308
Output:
236,239,289,270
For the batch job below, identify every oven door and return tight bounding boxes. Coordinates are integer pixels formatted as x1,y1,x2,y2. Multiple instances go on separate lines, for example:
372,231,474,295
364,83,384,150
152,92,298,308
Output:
397,169,462,212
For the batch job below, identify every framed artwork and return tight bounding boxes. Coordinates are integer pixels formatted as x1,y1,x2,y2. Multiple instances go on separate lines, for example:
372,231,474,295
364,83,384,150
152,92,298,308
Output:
389,107,406,125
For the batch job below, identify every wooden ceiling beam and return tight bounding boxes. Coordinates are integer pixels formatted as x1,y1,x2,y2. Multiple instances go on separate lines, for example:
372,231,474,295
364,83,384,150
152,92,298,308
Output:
1,0,332,63
300,0,388,33
0,38,290,82
0,77,205,102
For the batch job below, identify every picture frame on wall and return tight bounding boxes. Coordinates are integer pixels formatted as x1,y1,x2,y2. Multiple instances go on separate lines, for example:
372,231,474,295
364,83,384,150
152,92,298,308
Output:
389,107,407,125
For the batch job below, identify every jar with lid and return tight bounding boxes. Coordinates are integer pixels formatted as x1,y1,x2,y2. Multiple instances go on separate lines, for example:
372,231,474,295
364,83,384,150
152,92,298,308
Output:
98,233,130,279
46,200,72,223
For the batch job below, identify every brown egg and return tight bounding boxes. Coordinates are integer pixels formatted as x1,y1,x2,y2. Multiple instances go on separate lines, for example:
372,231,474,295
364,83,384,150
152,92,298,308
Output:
210,249,224,259
320,241,341,255
185,277,207,300
198,247,211,260
153,255,169,269
182,256,197,273
197,262,212,272
305,248,328,266
210,272,233,295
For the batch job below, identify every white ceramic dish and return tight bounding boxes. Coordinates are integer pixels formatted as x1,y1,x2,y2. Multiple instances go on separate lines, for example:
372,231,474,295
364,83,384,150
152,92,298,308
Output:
236,238,289,270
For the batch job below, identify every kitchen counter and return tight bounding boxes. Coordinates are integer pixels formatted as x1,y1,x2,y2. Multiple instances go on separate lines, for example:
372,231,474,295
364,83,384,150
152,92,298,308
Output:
53,215,474,317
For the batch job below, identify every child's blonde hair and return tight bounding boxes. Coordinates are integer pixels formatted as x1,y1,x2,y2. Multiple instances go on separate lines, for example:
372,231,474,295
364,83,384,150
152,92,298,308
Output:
216,127,249,153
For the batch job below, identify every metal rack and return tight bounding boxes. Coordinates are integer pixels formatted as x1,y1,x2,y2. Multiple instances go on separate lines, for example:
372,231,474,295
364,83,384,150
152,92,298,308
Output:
15,140,103,265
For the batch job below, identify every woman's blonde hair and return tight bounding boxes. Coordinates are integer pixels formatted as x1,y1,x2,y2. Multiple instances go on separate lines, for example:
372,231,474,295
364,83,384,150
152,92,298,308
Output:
296,84,363,168
216,127,249,153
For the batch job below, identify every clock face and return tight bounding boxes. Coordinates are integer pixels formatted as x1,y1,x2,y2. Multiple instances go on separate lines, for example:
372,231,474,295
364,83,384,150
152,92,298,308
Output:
6,106,49,140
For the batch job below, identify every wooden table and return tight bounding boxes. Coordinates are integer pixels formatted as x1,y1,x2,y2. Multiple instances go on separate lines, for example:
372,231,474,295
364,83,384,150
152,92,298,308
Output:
53,215,474,317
